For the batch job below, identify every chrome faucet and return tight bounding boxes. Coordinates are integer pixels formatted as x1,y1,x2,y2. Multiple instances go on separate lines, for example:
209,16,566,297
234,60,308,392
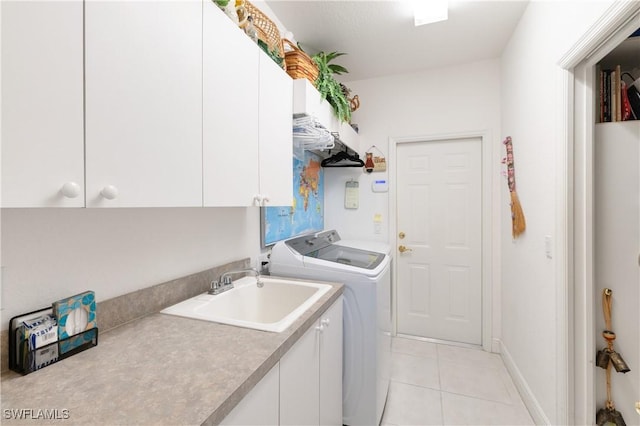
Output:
208,267,263,295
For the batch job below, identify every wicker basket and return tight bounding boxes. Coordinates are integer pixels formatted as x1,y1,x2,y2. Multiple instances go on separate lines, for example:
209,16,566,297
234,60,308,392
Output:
244,1,284,66
283,39,319,87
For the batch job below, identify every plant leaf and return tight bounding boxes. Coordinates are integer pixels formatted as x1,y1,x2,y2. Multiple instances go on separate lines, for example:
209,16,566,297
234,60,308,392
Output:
328,64,349,75
325,51,347,62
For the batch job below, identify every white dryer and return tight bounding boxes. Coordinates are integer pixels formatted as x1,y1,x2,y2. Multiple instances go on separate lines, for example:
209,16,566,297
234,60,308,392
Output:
270,230,391,426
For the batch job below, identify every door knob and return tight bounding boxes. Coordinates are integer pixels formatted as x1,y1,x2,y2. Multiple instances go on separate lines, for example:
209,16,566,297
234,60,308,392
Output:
399,232,406,239
398,245,412,253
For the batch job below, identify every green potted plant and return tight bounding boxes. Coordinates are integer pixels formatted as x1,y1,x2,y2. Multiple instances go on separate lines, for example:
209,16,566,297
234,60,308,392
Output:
312,51,352,123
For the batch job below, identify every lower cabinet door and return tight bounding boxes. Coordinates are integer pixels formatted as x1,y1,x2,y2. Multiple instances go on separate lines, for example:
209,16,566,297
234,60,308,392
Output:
280,320,320,425
220,363,279,426
320,296,343,425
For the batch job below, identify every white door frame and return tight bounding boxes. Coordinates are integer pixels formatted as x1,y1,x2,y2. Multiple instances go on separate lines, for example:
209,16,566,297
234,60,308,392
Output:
389,131,493,353
558,3,640,425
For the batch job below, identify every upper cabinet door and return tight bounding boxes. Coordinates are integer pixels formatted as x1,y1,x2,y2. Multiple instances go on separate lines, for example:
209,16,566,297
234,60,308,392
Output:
1,0,84,207
85,0,203,208
203,2,259,207
259,53,293,207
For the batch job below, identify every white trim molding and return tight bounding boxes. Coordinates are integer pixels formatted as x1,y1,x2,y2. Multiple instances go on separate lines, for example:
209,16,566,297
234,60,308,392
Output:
500,339,551,426
558,3,640,425
558,1,640,69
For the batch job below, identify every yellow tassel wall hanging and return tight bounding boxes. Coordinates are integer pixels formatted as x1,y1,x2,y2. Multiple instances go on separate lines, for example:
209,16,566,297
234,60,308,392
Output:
503,136,526,238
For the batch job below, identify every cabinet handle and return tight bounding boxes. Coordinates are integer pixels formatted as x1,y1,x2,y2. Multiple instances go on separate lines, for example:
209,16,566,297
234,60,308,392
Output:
253,195,270,206
60,182,81,198
321,318,330,328
100,185,119,200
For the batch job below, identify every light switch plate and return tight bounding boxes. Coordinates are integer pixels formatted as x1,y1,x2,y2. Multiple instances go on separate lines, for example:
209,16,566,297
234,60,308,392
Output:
544,235,552,259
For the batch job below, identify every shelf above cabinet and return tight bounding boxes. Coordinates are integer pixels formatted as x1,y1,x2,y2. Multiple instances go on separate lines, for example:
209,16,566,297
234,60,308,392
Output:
292,79,360,154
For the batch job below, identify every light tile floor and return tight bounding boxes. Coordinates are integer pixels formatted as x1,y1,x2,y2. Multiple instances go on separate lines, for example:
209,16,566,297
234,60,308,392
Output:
381,337,535,426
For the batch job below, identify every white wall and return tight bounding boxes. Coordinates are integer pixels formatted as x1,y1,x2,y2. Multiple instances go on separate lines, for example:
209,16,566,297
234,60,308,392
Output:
325,58,503,345
0,208,261,328
500,1,616,424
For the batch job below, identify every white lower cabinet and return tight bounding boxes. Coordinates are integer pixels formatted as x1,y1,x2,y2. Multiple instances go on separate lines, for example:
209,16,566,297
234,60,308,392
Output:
221,296,343,426
280,296,343,425
280,296,342,426
319,297,343,426
279,315,320,425
220,363,280,426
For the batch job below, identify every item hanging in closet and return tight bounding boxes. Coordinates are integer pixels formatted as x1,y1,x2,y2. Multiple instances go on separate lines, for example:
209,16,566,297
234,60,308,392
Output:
321,147,365,168
503,136,526,239
595,288,629,426
622,72,640,120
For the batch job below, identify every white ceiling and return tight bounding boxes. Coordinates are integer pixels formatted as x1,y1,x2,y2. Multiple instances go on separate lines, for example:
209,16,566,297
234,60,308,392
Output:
265,0,529,82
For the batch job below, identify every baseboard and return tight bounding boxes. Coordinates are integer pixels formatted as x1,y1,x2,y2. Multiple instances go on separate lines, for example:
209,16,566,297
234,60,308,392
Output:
492,337,502,354
499,339,551,425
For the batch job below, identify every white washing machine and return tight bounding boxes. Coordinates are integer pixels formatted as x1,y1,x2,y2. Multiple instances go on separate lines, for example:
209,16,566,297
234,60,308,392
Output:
270,230,391,426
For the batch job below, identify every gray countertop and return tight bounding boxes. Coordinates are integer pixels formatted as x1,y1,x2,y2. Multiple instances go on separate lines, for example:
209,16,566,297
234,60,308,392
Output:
0,281,343,425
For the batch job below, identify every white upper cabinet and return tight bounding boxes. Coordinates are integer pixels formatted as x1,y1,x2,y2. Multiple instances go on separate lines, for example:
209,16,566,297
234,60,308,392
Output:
258,53,293,207
1,0,84,207
203,2,260,207
4,0,293,209
203,3,292,207
84,0,203,208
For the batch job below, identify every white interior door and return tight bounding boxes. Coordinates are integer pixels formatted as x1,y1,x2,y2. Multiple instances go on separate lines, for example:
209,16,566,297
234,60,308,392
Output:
396,138,482,345
594,122,639,424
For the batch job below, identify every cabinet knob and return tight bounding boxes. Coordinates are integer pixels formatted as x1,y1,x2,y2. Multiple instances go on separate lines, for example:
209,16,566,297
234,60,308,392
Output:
60,182,81,198
100,185,119,200
253,195,262,206
321,318,330,328
315,325,324,332
261,195,270,205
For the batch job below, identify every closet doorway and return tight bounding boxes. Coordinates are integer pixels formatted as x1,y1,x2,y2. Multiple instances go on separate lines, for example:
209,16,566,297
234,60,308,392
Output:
565,5,640,424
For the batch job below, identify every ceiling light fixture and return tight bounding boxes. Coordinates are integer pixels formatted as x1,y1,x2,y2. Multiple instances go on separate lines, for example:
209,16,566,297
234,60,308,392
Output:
413,0,448,26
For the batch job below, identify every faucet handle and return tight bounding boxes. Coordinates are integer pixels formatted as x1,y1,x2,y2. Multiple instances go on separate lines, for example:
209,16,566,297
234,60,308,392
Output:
221,275,233,285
